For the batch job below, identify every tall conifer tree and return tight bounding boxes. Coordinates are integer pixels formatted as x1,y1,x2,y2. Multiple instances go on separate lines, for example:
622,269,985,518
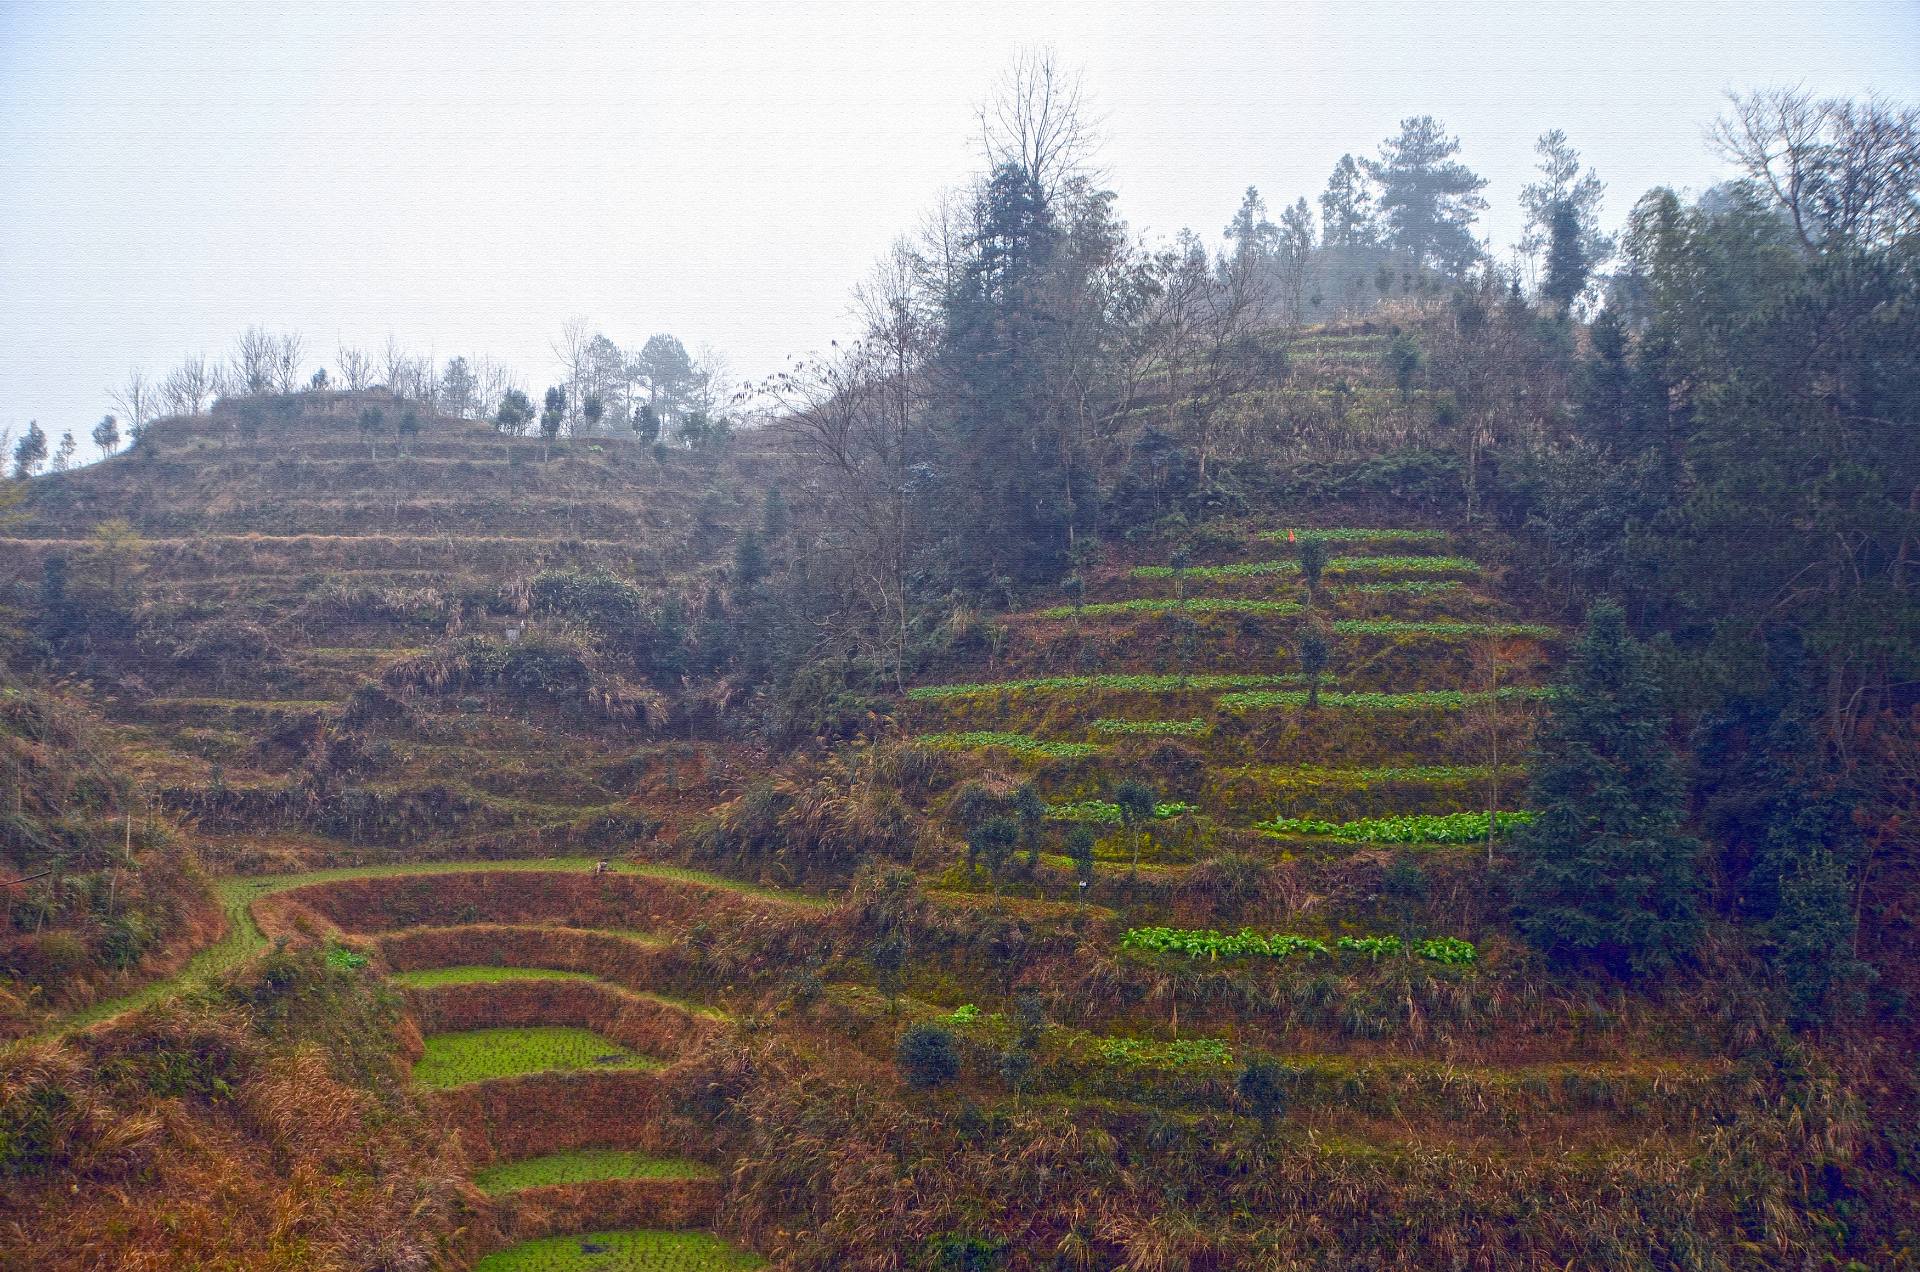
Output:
1513,599,1703,976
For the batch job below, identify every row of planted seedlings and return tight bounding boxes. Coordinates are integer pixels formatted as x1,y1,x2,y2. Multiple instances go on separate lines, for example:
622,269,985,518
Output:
257,865,809,1268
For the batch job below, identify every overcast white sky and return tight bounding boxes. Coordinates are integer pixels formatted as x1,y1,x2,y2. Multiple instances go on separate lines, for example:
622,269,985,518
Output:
3,0,1917,458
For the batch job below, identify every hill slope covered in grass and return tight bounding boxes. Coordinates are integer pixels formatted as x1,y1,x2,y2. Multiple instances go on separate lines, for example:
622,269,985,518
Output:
2,304,1917,1269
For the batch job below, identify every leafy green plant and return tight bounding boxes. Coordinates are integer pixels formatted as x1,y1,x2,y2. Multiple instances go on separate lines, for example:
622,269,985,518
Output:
1332,619,1558,638
909,672,1310,701
1044,799,1197,824
1336,934,1403,960
1121,926,1475,965
1035,597,1303,619
1256,527,1447,545
946,1003,982,1025
1415,937,1479,966
1339,580,1463,596
1257,810,1535,843
913,732,1101,758
1132,555,1479,582
1097,1036,1234,1067
1221,686,1551,712
1090,718,1210,737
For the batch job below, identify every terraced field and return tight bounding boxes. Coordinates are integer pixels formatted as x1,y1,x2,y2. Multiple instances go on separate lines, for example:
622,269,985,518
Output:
846,522,1749,1219
276,861,780,1267
907,523,1550,857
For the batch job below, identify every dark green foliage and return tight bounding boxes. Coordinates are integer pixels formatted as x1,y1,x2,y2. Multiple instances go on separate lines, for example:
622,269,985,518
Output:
733,529,767,588
1512,600,1703,977
966,816,1019,883
1298,628,1330,708
1694,634,1870,1025
538,386,565,456
494,388,533,436
581,394,604,430
1769,847,1872,1027
1065,824,1096,894
11,421,48,478
631,402,660,445
356,407,383,459
1113,780,1156,830
898,1022,960,1090
1236,1060,1289,1129
1365,115,1488,276
761,487,789,541
1541,201,1590,314
1388,331,1420,400
1114,778,1157,878
923,1232,1004,1271
1012,784,1045,868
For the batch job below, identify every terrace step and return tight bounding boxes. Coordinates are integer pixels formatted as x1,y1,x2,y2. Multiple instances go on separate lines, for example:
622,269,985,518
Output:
413,1025,662,1089
473,1148,719,1196
471,1229,764,1271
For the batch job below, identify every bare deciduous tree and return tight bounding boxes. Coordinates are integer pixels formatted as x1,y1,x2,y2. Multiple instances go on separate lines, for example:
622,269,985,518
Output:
270,331,306,395
552,318,594,432
762,340,911,685
231,325,278,395
161,355,215,416
108,369,154,437
978,46,1102,208
1712,88,1920,253
337,345,377,392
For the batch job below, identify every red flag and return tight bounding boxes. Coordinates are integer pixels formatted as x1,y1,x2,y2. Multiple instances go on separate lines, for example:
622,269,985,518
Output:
1287,529,1296,543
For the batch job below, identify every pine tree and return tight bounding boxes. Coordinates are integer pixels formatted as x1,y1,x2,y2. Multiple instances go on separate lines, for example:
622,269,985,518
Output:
12,420,48,478
1365,116,1488,277
1541,201,1591,314
1512,599,1703,976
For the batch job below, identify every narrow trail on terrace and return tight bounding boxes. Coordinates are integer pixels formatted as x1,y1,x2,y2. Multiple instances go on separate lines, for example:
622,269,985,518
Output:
38,857,828,1040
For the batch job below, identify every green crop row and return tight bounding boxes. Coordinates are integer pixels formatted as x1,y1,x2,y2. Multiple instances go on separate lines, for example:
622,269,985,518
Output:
473,1229,765,1270
1255,527,1448,545
1220,686,1553,712
1046,800,1199,824
1121,926,1478,966
472,1149,716,1196
913,732,1102,758
1131,555,1480,581
1090,718,1210,737
1036,597,1304,618
908,672,1308,701
1097,1036,1235,1068
390,965,597,989
413,1026,658,1090
1257,810,1536,843
1339,580,1464,596
1331,619,1558,638
1233,763,1506,786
